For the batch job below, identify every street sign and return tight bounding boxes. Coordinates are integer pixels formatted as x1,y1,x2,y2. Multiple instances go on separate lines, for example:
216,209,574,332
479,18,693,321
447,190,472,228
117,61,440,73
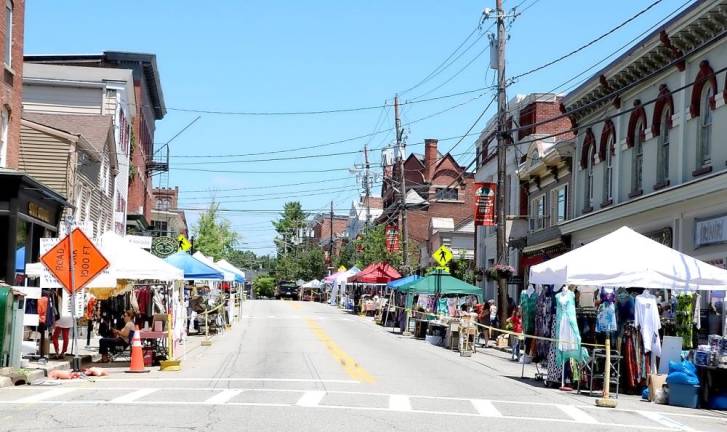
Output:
432,245,453,267
177,234,192,251
151,236,177,258
40,228,110,294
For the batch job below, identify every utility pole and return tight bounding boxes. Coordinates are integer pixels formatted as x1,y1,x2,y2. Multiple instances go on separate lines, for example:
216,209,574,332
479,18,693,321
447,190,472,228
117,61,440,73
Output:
495,0,509,327
363,144,371,227
395,95,408,272
329,200,334,265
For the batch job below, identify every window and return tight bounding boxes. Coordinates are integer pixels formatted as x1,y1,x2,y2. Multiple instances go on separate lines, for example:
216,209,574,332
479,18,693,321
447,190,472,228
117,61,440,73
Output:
156,198,171,210
435,187,458,201
530,195,546,231
583,144,595,210
603,134,614,202
697,85,712,167
632,119,644,193
4,1,11,67
0,108,7,167
551,185,567,224
657,105,671,184
153,220,168,237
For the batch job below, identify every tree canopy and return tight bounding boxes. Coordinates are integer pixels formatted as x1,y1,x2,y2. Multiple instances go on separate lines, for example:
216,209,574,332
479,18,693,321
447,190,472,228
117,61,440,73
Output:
193,202,238,261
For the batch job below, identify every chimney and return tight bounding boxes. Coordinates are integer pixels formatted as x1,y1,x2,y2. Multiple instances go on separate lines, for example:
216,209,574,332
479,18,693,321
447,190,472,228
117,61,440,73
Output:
424,138,438,182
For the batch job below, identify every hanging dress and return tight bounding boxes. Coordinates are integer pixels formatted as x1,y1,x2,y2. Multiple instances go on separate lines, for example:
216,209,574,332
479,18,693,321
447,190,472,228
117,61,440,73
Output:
555,289,587,364
596,287,617,333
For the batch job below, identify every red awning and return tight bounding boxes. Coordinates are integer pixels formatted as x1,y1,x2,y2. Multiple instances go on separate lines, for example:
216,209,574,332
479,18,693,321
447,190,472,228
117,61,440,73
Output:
348,262,402,284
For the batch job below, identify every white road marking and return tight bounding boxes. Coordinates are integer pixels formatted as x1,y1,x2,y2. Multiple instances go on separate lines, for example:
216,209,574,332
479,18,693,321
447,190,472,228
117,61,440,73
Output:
110,388,158,403
389,395,411,411
296,391,326,407
95,378,360,384
204,390,243,405
639,411,696,431
14,388,75,403
470,399,502,417
268,315,276,318
557,404,598,424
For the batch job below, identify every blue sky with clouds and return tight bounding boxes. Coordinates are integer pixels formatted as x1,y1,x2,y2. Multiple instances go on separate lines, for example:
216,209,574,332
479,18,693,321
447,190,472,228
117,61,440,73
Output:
24,0,692,254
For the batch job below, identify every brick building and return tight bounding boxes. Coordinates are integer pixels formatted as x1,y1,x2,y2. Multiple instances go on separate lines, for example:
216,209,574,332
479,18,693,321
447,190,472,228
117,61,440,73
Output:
309,213,349,261
0,0,68,283
379,138,476,269
24,51,166,235
151,187,187,238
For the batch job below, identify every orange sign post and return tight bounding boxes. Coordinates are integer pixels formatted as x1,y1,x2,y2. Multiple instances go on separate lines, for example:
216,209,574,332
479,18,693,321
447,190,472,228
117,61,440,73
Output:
40,227,109,371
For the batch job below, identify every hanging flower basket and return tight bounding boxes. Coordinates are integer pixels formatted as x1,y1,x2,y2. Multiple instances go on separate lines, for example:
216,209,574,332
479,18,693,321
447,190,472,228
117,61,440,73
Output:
485,264,515,281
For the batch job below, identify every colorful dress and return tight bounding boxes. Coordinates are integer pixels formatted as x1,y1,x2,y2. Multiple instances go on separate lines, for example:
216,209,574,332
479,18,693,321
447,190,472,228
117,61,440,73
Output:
555,289,587,364
596,287,617,333
520,290,537,335
675,293,694,349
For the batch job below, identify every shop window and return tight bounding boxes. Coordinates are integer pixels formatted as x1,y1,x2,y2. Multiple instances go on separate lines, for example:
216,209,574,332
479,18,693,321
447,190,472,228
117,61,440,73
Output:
551,185,567,224
435,187,458,201
4,1,12,68
152,220,168,237
657,105,671,186
0,108,7,167
584,145,595,210
697,85,712,168
603,134,614,203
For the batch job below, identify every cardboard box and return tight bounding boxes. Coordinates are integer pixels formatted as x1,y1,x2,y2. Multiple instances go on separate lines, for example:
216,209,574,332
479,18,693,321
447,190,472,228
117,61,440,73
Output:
648,374,667,402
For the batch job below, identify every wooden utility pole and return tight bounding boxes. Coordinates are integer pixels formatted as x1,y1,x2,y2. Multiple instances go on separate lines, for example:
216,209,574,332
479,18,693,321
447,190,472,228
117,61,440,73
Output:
395,95,408,271
495,0,509,327
363,144,371,227
329,200,334,263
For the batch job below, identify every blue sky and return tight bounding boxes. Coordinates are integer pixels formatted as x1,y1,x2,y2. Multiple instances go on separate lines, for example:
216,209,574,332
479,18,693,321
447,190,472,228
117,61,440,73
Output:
25,0,692,254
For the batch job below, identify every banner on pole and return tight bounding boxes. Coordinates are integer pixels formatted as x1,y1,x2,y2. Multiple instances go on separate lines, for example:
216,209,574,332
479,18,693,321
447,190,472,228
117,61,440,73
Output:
385,225,399,253
474,182,497,226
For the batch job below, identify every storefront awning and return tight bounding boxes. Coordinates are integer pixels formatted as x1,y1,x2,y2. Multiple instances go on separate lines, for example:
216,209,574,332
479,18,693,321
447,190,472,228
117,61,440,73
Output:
522,238,563,254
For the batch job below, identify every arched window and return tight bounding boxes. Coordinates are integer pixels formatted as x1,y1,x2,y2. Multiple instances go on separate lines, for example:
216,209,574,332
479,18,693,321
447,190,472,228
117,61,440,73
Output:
657,104,671,184
632,118,644,194
4,1,12,68
697,84,712,167
600,120,615,204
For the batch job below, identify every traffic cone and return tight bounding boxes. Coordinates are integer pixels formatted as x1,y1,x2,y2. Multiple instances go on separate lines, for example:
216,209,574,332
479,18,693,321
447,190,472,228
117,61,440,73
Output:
126,326,149,374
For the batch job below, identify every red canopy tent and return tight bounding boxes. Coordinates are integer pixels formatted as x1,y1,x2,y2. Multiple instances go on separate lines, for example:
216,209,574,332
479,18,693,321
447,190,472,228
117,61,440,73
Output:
348,262,402,284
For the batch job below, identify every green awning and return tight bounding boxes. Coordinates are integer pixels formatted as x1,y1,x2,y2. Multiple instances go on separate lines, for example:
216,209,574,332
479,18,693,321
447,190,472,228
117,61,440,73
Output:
400,270,482,299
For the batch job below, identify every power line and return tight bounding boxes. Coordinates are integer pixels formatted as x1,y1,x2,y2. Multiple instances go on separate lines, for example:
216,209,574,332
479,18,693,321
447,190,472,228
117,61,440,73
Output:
181,176,356,193
510,0,664,82
180,182,382,202
447,94,497,154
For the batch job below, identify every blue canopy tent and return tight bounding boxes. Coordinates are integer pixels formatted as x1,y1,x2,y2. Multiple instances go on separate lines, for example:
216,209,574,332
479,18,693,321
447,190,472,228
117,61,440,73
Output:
165,252,224,280
387,274,421,290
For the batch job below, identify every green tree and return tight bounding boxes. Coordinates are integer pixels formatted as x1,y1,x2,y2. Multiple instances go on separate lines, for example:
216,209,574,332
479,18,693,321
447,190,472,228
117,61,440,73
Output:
193,202,238,260
451,251,475,284
272,201,307,255
298,246,326,280
252,275,276,298
227,249,258,269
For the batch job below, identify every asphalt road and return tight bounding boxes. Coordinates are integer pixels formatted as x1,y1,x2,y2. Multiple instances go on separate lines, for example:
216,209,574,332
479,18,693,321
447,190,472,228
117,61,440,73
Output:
1,300,725,431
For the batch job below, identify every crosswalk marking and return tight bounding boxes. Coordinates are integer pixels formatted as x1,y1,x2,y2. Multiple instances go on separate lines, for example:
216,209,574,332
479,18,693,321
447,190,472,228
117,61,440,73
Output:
389,395,411,411
204,390,243,405
296,391,326,407
110,388,158,403
639,411,696,431
470,399,502,417
557,404,598,424
14,388,75,403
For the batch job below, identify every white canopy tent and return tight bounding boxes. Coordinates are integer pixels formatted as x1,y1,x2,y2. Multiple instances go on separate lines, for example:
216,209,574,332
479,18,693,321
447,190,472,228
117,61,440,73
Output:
215,259,246,281
302,279,322,289
99,232,184,282
529,226,727,291
193,252,236,282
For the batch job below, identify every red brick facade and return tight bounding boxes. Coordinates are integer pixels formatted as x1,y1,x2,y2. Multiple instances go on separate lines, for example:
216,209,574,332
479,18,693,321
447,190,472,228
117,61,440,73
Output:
312,215,348,244
0,0,24,168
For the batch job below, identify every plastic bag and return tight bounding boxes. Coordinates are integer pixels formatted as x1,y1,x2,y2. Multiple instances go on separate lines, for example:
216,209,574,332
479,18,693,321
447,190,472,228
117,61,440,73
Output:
668,360,697,376
667,360,699,386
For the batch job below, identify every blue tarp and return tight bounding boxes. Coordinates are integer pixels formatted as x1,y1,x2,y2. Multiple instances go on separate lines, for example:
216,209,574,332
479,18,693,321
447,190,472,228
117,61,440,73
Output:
15,247,24,273
387,274,421,290
165,251,224,280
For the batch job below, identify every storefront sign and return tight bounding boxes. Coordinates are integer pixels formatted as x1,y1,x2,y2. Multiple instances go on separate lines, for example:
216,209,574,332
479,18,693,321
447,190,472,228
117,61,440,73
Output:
151,236,178,258
127,235,153,250
474,182,496,226
695,214,727,248
385,225,399,252
27,202,52,224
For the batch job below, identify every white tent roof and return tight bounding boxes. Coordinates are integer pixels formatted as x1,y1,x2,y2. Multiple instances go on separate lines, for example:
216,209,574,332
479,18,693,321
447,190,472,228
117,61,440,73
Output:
529,226,727,291
302,279,321,288
215,259,246,280
97,232,183,283
193,252,235,281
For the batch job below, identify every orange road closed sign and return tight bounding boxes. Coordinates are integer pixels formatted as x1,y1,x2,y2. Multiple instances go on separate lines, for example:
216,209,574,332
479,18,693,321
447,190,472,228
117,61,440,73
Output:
40,228,110,294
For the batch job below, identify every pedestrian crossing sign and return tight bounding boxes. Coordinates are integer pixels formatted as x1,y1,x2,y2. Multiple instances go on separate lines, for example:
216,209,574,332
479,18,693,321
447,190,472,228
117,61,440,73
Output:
178,234,192,251
432,245,453,267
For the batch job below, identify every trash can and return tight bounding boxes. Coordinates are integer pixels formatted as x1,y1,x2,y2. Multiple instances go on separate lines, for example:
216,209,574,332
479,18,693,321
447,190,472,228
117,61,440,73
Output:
0,287,26,368
668,383,700,408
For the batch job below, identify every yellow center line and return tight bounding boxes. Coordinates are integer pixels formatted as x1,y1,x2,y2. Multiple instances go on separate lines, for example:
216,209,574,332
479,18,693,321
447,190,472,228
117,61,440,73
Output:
304,318,376,384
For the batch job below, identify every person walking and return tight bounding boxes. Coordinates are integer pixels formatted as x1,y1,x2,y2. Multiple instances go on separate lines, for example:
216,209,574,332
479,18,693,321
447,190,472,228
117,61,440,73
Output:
52,312,73,359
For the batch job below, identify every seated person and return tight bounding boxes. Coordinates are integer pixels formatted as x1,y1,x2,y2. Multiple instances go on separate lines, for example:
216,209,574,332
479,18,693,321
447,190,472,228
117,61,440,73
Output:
99,310,136,363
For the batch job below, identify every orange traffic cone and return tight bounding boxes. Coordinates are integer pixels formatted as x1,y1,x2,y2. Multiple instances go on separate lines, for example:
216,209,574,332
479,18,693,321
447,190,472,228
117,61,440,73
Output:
126,326,149,374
